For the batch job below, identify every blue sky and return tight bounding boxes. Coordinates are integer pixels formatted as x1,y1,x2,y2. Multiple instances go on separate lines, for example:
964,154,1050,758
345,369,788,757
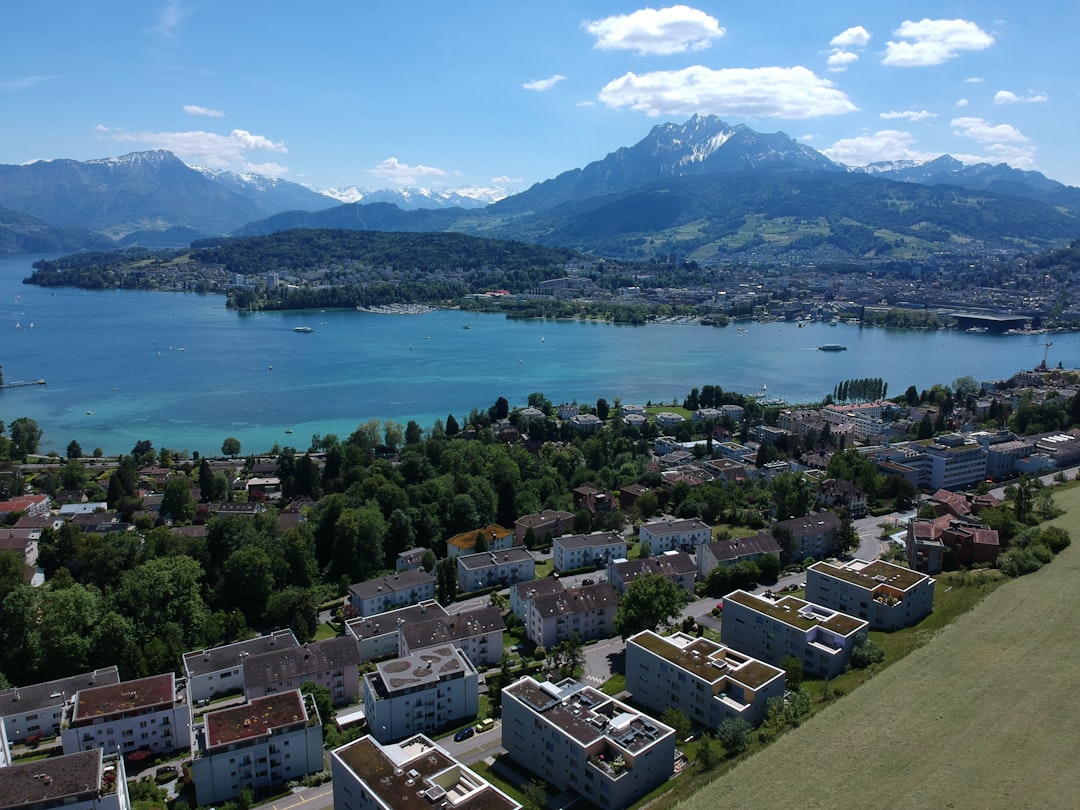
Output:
2,2,1077,194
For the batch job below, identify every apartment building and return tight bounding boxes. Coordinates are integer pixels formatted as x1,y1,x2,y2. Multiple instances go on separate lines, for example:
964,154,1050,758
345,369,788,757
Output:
190,690,323,807
399,607,505,669
502,677,675,809
697,534,782,579
362,646,478,744
921,434,989,490
720,590,868,679
508,577,564,623
774,511,841,561
525,582,619,648
806,560,935,630
607,552,697,595
553,531,627,573
331,734,520,810
514,509,574,545
0,749,131,810
348,570,436,617
626,631,785,728
243,637,360,705
638,517,711,554
456,548,535,593
60,674,191,757
0,668,119,744
183,630,299,704
345,600,447,663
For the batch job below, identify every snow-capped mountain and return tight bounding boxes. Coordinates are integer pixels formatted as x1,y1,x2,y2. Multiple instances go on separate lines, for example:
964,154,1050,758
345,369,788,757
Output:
195,166,338,212
320,185,508,209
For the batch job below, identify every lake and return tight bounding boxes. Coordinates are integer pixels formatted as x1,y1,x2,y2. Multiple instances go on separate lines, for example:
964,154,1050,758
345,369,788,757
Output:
1,254,1076,457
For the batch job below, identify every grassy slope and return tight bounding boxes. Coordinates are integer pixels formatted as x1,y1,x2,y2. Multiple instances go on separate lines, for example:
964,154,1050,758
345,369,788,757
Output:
679,487,1080,810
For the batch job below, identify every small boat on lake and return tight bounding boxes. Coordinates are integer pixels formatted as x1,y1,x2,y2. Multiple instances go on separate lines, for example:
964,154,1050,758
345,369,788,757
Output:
293,326,314,333
818,344,847,352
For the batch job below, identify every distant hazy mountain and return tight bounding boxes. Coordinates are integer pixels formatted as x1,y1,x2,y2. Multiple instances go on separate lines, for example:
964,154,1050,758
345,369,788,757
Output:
195,166,338,214
0,206,116,254
320,185,507,209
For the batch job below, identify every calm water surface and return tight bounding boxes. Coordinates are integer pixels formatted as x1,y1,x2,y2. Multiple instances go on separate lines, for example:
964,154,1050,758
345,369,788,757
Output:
1,254,1076,456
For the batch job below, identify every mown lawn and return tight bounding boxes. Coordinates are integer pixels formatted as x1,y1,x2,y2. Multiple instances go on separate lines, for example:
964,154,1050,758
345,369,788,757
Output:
670,486,1080,810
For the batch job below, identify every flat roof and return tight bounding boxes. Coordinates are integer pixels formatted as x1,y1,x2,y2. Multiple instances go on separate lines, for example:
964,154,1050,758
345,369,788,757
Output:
0,749,104,807
457,548,533,569
72,674,175,722
369,646,472,696
0,668,119,717
725,591,867,637
629,631,783,690
205,690,307,748
810,559,930,592
183,630,299,678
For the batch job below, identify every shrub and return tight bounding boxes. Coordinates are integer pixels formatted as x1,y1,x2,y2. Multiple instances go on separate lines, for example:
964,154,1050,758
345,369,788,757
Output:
850,637,886,669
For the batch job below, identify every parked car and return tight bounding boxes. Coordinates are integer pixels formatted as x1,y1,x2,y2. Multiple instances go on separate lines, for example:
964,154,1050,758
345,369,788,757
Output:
454,727,475,742
474,718,495,733
581,577,594,586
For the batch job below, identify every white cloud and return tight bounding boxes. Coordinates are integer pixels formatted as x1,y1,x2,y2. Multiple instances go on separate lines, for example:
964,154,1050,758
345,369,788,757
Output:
109,128,287,172
155,0,190,39
883,18,994,67
0,74,54,91
830,26,871,49
827,51,859,71
522,75,566,92
243,162,289,178
94,124,111,132
994,89,1047,104
491,175,523,186
368,157,451,186
956,98,969,107
964,76,984,83
822,129,933,166
598,65,857,119
183,104,225,117
951,116,1028,144
880,110,937,121
576,99,597,107
584,5,725,56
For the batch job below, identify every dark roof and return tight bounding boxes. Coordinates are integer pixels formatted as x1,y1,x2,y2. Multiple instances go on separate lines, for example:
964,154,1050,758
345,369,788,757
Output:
402,607,505,649
611,553,697,583
244,637,359,691
0,668,119,717
457,547,534,570
205,690,308,748
183,630,299,678
776,511,841,538
554,531,625,551
705,534,782,563
345,601,447,641
529,582,618,617
641,517,709,536
0,749,104,808
349,569,435,601
510,577,564,601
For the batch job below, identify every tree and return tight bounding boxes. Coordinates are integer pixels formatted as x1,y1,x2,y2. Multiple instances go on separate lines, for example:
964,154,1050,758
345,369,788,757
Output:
696,734,719,770
300,681,335,738
9,417,42,457
850,636,885,669
221,437,241,458
160,477,196,523
265,587,318,642
780,653,804,692
436,557,457,605
835,511,859,555
523,780,548,810
715,717,751,755
66,440,83,459
550,632,584,678
613,573,686,638
595,397,610,421
771,471,813,521
445,413,460,437
661,707,690,742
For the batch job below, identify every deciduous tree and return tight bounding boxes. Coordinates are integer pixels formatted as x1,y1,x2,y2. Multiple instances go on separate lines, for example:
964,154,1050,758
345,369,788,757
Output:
613,573,686,638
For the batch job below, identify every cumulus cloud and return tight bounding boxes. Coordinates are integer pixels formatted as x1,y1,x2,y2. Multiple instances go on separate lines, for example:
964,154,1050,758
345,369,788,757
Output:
956,98,969,107
584,5,725,56
183,104,225,117
880,110,937,121
883,18,994,67
109,128,287,172
491,175,523,186
951,116,1028,143
964,76,984,83
822,129,934,166
368,157,452,186
827,51,859,71
0,74,54,91
522,75,567,92
830,26,871,49
598,65,857,118
994,89,1047,104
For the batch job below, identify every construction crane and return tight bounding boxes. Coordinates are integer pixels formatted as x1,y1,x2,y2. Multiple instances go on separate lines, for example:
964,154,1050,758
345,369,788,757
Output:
1039,341,1054,370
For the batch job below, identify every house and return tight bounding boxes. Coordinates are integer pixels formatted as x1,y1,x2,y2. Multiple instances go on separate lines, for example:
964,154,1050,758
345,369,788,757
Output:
244,477,281,500
607,552,697,596
190,689,323,807
0,526,39,569
502,676,675,809
697,534,783,579
0,748,131,810
815,478,868,518
570,413,603,434
626,630,785,728
622,412,648,429
242,637,360,705
60,673,191,757
183,629,299,703
719,590,868,679
456,548,535,593
0,494,50,519
553,531,627,572
514,509,574,545
638,517,711,554
330,734,521,810
774,511,842,561
508,577,565,623
905,517,999,573
0,668,120,744
395,547,428,572
347,569,437,617
444,524,515,559
692,407,723,424
806,559,935,630
525,582,619,647
210,501,266,517
344,600,447,663
399,607,505,668
572,484,616,516
362,646,478,743
618,484,665,513
557,403,580,420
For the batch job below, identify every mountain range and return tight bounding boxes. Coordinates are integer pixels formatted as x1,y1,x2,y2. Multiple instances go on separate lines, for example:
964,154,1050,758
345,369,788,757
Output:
1,115,1078,261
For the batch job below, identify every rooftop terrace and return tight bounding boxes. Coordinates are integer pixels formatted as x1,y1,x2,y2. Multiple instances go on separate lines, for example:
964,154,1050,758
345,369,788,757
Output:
811,559,930,592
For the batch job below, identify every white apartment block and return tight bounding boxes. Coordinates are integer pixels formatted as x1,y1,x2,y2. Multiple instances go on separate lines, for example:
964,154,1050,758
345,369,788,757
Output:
348,570,436,617
508,578,564,623
399,607,505,669
190,690,323,807
502,677,675,809
655,412,684,430
60,674,191,757
626,631,785,728
720,590,869,680
0,749,131,810
456,548,535,593
922,434,989,490
331,734,520,810
805,559,935,631
0,668,119,744
525,582,619,648
345,601,447,663
243,637,360,706
638,517,711,554
363,646,478,744
607,551,697,596
183,630,299,704
553,531,627,572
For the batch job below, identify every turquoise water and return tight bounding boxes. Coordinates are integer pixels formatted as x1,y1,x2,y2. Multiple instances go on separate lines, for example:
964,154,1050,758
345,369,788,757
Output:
1,254,1076,457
